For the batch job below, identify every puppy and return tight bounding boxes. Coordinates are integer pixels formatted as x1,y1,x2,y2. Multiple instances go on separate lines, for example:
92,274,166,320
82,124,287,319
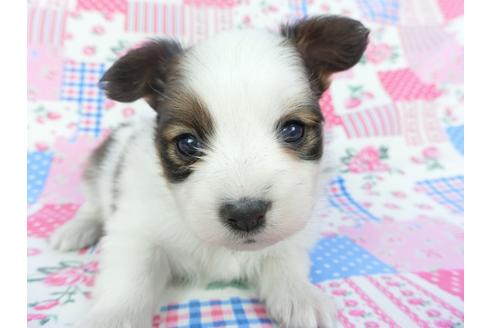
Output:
50,16,369,328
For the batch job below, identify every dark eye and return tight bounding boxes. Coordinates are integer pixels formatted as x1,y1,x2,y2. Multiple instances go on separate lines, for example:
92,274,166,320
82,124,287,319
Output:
176,134,201,157
280,121,305,143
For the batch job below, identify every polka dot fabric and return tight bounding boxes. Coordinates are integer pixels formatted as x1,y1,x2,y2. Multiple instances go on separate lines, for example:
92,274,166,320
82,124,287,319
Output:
417,269,464,300
27,204,80,238
309,236,396,283
378,69,442,101
27,152,53,204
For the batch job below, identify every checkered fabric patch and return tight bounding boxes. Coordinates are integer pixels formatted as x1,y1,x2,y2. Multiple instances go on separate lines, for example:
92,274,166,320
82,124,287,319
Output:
416,176,464,214
61,61,106,136
27,152,53,204
446,125,464,155
328,176,380,222
356,0,399,24
154,298,274,328
310,236,396,283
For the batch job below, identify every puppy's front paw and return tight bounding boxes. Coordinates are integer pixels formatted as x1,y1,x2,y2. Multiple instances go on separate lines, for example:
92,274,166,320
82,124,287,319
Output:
265,285,337,328
50,218,102,251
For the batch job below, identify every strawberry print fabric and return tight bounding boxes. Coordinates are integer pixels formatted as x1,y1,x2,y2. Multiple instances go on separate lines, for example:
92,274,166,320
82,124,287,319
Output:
27,0,464,326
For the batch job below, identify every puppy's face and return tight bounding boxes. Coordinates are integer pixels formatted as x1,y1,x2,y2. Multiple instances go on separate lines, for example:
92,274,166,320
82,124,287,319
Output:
101,16,369,250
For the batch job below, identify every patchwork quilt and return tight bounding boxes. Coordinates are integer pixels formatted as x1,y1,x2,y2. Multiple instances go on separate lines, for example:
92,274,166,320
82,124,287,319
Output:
27,0,464,327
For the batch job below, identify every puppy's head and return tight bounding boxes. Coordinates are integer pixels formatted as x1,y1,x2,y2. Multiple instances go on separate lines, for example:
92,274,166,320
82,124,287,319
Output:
100,16,369,250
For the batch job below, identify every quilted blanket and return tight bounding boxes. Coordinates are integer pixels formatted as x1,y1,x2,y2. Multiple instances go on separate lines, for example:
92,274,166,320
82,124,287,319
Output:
27,0,464,327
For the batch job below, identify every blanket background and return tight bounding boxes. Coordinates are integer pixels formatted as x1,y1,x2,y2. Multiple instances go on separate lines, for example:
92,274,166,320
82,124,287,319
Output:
27,0,464,326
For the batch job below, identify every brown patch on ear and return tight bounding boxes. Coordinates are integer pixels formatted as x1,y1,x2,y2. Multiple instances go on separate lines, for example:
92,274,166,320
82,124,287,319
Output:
281,15,369,94
99,39,183,110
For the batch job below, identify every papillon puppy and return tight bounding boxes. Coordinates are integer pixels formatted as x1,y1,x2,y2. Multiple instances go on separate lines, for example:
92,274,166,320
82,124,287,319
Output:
51,15,369,328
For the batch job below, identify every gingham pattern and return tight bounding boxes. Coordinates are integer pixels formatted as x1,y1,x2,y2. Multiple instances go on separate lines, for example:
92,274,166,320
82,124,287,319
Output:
356,0,399,24
154,298,273,328
61,61,106,136
328,176,380,223
416,176,464,214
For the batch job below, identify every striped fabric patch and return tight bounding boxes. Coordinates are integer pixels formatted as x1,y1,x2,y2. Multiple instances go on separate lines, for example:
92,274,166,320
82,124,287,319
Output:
125,1,234,44
27,5,67,46
339,104,402,139
399,0,444,26
399,26,463,84
396,101,447,146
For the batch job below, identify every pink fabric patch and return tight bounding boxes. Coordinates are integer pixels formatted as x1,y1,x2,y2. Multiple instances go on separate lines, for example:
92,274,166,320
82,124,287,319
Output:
339,218,463,272
319,91,342,129
399,26,463,84
27,204,80,238
183,0,239,7
77,0,127,14
27,46,63,101
38,135,105,205
417,269,464,300
437,0,463,21
378,69,442,101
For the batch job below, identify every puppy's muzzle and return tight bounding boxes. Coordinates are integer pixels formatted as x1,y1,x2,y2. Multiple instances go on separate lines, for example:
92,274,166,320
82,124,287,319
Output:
219,198,272,233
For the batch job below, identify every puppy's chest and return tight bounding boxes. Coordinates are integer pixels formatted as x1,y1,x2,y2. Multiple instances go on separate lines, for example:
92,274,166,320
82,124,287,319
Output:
172,248,254,283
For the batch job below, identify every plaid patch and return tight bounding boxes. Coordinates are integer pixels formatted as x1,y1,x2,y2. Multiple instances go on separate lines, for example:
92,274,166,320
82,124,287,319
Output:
310,236,396,283
328,176,379,222
446,125,464,155
154,298,273,328
61,61,106,136
356,0,399,24
27,152,53,204
416,176,464,213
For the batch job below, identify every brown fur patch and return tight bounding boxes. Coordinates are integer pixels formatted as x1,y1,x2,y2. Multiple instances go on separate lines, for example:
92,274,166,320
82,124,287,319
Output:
154,85,215,182
99,39,183,110
277,105,324,161
281,15,369,95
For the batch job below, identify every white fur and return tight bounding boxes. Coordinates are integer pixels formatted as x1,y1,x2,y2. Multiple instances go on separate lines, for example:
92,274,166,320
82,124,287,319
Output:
50,30,336,328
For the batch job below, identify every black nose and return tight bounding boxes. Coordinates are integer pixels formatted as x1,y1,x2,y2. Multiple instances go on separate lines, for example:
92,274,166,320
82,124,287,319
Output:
219,198,272,233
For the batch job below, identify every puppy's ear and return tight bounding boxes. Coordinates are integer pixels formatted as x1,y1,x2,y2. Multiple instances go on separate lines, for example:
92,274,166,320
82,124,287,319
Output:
99,39,183,110
281,16,369,94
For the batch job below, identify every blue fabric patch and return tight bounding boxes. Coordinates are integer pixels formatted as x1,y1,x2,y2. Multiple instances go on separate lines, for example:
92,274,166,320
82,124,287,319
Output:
309,235,396,283
446,125,464,155
27,152,53,204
